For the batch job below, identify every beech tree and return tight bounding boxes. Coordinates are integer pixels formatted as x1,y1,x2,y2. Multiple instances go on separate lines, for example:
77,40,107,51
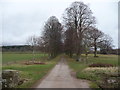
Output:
87,27,104,57
64,27,75,57
82,29,93,56
99,34,113,54
63,1,96,58
42,16,62,58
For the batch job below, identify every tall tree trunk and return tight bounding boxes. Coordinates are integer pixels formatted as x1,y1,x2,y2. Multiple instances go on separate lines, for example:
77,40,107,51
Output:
70,51,73,58
76,35,82,58
94,40,97,57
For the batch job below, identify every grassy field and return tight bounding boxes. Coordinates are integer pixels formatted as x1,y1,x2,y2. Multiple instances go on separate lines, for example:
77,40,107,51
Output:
2,52,47,64
66,54,119,88
2,55,60,88
2,53,119,88
86,54,118,66
2,52,60,88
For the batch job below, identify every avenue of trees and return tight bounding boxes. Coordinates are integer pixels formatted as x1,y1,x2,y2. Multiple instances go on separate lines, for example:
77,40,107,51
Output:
27,1,114,59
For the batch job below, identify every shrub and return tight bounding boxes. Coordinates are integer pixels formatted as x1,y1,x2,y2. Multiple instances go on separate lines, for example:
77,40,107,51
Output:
89,63,113,67
34,62,45,65
24,61,45,65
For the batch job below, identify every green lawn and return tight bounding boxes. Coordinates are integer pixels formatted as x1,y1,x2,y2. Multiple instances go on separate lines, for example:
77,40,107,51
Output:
86,54,118,66
2,53,119,88
2,55,60,88
2,52,48,64
67,54,119,88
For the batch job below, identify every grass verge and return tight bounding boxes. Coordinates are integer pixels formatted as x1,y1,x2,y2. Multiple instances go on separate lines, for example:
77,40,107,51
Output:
66,54,118,88
2,55,60,88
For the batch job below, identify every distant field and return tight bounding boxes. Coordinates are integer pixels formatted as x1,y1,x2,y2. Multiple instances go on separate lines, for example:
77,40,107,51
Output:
2,52,47,64
85,54,118,66
72,54,118,66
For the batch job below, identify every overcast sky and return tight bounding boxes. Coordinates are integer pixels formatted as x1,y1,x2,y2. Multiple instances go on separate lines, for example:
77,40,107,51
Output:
0,0,119,48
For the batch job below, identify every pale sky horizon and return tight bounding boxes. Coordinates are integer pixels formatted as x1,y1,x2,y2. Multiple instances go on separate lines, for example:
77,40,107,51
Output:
0,0,119,48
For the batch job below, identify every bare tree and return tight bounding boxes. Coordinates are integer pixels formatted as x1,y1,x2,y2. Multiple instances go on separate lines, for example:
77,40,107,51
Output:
82,29,92,57
64,27,75,57
42,16,62,58
27,35,38,60
87,27,104,57
99,34,113,54
36,36,47,56
63,1,96,58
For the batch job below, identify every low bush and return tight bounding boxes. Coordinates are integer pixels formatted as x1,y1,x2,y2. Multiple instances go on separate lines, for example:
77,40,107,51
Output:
89,63,113,67
24,61,46,65
34,62,45,65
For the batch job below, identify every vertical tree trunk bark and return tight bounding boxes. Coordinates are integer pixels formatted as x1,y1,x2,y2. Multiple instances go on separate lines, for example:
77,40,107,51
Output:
94,40,97,57
76,35,82,58
70,51,73,58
